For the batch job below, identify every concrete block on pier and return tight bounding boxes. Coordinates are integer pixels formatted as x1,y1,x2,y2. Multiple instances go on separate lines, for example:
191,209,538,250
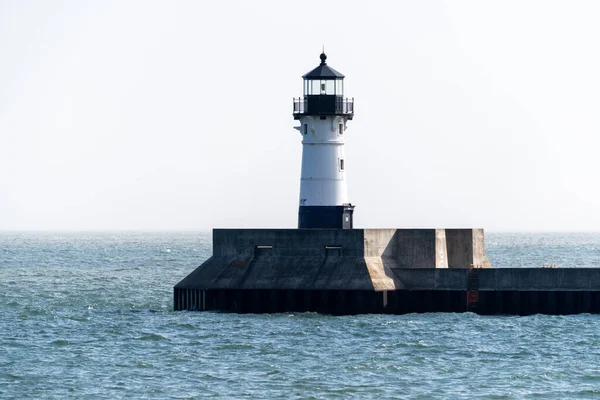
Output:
175,228,487,294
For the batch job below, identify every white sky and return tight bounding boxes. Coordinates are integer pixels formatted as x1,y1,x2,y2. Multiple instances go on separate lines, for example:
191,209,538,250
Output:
1,0,599,231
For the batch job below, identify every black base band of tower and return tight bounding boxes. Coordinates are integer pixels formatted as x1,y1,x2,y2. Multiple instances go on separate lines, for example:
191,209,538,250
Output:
298,204,355,229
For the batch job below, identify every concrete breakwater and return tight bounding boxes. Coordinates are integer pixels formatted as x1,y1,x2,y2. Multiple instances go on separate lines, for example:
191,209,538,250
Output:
174,229,600,315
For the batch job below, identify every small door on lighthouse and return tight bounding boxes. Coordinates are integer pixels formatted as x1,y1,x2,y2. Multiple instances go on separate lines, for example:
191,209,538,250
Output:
343,212,352,229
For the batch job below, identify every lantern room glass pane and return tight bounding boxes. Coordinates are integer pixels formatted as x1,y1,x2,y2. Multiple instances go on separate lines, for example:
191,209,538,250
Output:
305,79,338,95
336,79,344,96
310,80,321,95
325,80,335,94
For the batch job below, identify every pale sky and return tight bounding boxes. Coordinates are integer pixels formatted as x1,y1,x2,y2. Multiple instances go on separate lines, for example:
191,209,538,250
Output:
1,1,599,231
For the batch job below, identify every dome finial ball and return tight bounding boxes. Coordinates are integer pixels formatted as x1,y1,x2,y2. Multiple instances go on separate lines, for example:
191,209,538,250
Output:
320,52,327,65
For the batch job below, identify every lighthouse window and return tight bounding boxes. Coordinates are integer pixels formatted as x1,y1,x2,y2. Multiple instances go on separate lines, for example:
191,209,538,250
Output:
340,159,345,171
338,124,343,135
303,124,307,135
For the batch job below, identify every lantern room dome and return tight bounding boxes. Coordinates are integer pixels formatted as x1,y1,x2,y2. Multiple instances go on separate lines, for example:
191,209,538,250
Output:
302,52,345,80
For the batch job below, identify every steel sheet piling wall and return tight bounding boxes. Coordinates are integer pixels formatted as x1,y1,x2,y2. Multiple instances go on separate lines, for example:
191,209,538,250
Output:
175,288,600,315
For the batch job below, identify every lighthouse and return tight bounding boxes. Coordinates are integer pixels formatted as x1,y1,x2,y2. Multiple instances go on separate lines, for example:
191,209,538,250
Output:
175,51,492,315
293,52,355,229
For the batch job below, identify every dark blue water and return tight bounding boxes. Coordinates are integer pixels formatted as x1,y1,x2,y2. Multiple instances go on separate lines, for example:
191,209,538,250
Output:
2,232,600,398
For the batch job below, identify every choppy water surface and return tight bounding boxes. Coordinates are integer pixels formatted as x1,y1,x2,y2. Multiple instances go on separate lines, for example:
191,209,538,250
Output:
1,232,600,399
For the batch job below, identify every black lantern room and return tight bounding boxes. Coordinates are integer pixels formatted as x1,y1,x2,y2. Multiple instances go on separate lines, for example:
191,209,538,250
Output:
293,53,354,119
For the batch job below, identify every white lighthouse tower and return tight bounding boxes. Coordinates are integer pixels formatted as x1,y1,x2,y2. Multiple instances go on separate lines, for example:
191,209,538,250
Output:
293,52,355,229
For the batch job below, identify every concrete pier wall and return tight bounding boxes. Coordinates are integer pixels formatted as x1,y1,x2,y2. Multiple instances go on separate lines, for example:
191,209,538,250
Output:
173,229,600,315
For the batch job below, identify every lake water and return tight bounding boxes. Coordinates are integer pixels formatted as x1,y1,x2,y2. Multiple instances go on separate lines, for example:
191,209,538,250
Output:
2,232,600,398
